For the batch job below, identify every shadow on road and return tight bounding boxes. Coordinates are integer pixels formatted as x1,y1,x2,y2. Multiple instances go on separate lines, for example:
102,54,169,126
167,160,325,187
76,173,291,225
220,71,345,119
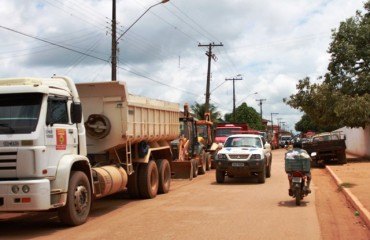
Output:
0,192,135,239
278,200,309,207
210,176,263,185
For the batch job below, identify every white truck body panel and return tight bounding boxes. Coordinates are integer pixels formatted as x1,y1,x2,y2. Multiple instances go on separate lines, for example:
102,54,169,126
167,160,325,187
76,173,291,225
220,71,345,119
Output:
76,81,179,154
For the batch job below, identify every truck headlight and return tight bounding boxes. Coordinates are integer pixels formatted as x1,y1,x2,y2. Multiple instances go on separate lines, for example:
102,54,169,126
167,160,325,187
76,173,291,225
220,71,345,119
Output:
250,154,262,160
11,185,19,194
22,185,30,193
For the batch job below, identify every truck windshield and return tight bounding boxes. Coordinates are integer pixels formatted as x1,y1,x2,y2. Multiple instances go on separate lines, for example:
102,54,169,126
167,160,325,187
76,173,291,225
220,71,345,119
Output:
216,128,239,137
0,93,43,134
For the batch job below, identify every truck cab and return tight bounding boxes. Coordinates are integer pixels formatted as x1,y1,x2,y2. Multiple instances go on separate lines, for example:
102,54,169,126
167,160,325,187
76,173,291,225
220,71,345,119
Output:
0,77,89,214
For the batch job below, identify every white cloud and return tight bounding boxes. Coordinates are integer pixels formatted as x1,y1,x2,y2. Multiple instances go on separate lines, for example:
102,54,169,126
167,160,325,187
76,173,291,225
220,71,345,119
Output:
0,0,365,133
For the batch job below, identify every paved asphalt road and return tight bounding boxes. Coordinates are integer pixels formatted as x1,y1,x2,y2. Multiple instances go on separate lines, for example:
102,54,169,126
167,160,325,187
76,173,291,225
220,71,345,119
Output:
0,149,322,240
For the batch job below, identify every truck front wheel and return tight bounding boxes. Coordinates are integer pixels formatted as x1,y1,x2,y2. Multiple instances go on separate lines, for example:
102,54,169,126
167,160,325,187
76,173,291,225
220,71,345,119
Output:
58,171,91,226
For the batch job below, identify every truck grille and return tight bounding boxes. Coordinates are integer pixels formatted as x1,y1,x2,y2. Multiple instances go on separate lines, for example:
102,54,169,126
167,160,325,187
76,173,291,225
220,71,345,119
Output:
0,152,17,172
228,154,249,160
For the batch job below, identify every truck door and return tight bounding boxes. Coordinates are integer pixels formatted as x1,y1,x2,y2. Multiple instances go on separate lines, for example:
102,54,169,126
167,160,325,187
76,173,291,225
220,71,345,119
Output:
44,96,78,175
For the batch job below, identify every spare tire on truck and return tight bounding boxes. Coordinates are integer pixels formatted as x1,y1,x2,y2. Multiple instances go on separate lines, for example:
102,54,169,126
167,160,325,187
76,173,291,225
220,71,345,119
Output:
85,114,111,139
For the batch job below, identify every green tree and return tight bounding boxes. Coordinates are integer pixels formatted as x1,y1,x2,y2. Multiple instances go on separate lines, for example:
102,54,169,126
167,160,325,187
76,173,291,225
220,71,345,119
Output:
285,1,370,129
224,103,264,130
190,102,221,122
295,114,335,133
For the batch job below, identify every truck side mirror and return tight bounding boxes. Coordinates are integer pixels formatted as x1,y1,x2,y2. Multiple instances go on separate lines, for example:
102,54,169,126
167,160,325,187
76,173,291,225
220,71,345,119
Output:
71,102,82,123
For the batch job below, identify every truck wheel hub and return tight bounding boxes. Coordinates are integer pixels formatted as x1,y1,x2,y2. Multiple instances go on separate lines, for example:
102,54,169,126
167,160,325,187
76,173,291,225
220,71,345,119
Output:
74,185,88,213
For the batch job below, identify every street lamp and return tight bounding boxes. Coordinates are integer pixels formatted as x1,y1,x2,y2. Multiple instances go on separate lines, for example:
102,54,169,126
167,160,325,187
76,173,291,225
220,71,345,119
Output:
111,0,169,81
117,0,169,41
236,92,258,106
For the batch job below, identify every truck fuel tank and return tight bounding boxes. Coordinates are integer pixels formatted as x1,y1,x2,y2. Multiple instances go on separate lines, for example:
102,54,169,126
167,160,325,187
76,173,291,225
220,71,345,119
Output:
92,166,128,198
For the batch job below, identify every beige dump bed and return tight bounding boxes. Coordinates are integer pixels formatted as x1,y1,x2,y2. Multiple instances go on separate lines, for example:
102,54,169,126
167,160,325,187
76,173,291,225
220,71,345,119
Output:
76,81,179,153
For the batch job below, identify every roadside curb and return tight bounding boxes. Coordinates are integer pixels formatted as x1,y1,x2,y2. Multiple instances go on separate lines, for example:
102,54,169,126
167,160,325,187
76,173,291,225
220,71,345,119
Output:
326,165,370,228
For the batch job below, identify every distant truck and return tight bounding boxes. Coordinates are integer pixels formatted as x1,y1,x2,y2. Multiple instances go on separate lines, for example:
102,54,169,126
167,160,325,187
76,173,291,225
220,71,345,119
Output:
0,77,179,226
214,123,249,144
302,132,347,167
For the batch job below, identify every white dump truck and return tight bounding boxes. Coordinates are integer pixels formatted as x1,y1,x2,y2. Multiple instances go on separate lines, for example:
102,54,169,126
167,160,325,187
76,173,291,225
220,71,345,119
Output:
0,76,179,226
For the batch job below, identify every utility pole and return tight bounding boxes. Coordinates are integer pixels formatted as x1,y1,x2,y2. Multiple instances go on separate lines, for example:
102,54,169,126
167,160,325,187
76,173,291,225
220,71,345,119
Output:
198,42,223,114
111,0,169,81
256,99,266,119
270,112,278,135
111,0,117,81
225,76,243,122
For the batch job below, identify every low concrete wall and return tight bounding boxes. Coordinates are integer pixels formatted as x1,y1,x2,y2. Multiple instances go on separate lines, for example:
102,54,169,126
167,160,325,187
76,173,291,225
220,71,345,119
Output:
337,125,370,157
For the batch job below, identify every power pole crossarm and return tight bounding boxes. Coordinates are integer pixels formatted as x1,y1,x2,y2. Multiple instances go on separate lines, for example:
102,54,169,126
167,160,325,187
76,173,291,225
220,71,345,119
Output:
198,42,223,114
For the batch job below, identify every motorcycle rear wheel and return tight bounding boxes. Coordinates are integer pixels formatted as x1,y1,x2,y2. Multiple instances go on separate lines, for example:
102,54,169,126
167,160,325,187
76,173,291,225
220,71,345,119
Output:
295,188,301,206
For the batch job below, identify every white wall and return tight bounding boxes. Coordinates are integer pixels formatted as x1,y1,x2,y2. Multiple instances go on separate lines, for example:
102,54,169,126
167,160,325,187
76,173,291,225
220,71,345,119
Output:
337,125,370,157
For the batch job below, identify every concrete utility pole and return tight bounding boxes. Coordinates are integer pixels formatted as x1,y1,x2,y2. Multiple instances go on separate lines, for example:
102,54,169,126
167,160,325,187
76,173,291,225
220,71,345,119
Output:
111,0,169,81
256,99,266,119
270,112,278,134
198,42,223,114
111,0,117,81
225,76,243,122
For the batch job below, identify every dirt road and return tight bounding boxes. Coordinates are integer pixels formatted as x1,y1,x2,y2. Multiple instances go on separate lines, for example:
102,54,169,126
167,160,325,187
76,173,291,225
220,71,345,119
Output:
0,149,369,239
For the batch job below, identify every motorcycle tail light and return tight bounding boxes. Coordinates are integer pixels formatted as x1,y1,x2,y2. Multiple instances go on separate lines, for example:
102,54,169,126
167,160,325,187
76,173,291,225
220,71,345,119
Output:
292,171,304,177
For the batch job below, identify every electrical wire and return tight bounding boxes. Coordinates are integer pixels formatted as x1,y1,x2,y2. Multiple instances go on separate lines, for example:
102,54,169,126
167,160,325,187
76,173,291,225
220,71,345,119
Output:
0,25,198,96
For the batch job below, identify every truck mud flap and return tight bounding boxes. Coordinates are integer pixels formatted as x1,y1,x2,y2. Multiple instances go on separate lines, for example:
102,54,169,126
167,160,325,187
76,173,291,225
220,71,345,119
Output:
171,161,193,180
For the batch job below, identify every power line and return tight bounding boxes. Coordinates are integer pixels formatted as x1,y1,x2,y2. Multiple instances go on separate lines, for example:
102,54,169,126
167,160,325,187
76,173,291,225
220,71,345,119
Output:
169,2,221,42
163,5,212,42
0,25,197,96
0,25,110,62
42,0,111,33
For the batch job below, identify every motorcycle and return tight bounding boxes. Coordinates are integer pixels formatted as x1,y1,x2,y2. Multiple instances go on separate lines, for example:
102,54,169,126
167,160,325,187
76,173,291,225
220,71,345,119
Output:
288,171,311,206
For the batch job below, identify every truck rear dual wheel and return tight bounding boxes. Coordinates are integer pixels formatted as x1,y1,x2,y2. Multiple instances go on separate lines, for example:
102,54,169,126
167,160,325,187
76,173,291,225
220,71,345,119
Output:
138,161,159,199
157,159,171,194
58,171,92,226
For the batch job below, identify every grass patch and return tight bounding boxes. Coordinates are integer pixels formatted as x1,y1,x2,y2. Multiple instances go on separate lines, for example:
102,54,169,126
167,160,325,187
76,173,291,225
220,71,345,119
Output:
337,182,356,192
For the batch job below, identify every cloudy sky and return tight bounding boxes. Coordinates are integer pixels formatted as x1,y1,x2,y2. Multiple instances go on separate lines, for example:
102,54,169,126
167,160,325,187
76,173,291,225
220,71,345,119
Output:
0,0,365,132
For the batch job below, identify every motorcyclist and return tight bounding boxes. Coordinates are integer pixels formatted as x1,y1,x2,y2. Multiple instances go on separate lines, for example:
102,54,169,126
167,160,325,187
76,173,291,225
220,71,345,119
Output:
286,148,312,196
